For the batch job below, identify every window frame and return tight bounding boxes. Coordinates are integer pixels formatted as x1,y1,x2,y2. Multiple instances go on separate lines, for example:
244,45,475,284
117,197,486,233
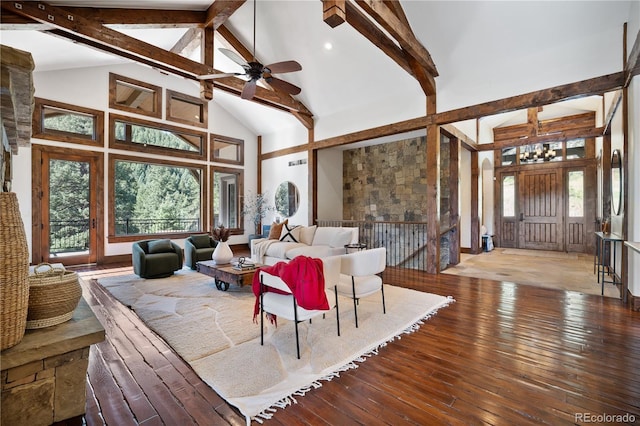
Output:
33,98,104,147
109,73,162,118
108,153,206,243
210,134,245,165
109,113,207,161
166,89,208,128
210,165,244,236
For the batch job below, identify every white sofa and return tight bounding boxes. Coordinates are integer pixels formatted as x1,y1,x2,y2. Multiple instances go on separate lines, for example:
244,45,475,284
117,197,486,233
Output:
251,226,359,265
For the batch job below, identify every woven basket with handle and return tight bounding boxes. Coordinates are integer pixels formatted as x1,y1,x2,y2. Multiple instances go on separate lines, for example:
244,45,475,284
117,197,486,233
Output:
26,263,82,329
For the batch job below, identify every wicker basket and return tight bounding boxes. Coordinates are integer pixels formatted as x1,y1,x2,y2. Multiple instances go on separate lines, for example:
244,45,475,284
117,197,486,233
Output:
0,192,30,350
26,263,82,329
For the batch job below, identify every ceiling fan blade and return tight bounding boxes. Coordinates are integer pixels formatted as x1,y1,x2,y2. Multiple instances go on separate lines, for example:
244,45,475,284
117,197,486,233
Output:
197,72,242,80
264,60,302,74
241,80,258,100
265,76,301,96
219,48,249,68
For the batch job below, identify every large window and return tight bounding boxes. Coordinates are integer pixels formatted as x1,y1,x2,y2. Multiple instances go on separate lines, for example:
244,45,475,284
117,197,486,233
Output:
211,166,244,234
109,154,204,241
109,114,206,160
34,98,104,147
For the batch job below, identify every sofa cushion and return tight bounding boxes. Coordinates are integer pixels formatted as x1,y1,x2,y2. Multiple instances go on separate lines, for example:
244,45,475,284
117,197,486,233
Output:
298,225,317,245
279,223,301,242
330,229,354,248
286,245,335,259
311,227,338,246
265,241,306,258
268,219,287,239
191,234,211,248
148,239,173,254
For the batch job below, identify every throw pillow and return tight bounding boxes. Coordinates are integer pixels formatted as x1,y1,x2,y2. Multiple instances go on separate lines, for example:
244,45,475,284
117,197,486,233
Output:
330,229,354,248
190,234,211,248
299,225,317,245
148,239,173,254
279,223,301,243
268,219,287,240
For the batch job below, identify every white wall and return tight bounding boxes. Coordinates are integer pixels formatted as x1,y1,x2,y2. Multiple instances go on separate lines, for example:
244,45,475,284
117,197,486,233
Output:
317,149,344,221
261,152,309,226
14,62,258,262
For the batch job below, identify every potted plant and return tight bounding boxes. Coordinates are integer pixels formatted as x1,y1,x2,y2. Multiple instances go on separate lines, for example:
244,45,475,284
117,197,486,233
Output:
241,192,275,237
211,224,233,264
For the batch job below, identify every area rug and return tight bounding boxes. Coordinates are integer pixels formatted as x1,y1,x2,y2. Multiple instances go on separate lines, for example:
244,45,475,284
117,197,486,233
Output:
96,268,454,423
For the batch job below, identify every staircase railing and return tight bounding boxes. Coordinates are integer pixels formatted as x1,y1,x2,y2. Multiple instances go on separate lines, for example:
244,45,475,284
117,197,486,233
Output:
316,220,429,271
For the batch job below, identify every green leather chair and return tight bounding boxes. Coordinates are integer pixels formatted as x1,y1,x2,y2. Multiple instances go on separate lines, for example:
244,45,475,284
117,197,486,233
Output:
132,239,183,278
184,234,218,270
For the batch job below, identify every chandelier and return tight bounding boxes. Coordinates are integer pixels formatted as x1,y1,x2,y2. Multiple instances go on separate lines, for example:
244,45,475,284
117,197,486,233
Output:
520,143,556,163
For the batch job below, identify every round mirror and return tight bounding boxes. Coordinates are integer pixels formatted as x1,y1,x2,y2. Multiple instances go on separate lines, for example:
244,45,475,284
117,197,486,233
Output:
275,181,300,218
611,149,622,215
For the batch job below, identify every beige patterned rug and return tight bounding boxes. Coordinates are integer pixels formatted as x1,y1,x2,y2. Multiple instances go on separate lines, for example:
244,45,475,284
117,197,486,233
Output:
96,268,453,423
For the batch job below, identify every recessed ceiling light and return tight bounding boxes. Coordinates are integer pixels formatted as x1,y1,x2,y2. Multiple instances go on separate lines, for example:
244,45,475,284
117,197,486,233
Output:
324,42,333,51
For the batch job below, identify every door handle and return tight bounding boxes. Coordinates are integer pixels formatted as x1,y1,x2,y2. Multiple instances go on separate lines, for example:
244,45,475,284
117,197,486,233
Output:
519,213,524,222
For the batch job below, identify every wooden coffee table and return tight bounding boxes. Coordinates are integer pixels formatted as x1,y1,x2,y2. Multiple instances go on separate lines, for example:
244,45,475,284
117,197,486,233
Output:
196,259,261,291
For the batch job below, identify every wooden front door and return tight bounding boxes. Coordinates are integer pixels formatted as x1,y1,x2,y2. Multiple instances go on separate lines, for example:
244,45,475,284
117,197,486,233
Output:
518,169,563,251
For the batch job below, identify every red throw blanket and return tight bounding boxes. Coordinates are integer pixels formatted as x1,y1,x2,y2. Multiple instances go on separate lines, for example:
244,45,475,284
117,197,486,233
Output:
252,256,329,324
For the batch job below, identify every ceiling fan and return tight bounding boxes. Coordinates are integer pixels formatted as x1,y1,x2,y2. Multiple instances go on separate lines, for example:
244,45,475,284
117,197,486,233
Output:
197,0,302,100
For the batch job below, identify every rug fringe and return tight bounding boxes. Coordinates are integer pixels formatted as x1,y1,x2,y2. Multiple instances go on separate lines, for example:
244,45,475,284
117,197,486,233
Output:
250,296,455,423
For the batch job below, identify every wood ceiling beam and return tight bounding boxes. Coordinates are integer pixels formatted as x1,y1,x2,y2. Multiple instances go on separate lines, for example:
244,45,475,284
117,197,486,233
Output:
2,1,306,114
429,72,625,125
54,7,206,28
323,1,435,96
484,126,605,151
625,28,640,87
354,0,438,77
380,0,435,95
205,0,245,30
171,27,202,57
217,24,255,62
342,2,413,77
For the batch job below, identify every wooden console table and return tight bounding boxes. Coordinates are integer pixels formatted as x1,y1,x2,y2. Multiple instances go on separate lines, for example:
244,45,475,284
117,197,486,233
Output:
1,297,105,425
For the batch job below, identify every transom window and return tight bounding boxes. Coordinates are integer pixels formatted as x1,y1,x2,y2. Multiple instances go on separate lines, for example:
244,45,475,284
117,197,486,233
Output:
109,73,162,118
109,114,206,160
34,98,104,147
166,90,208,128
210,134,244,165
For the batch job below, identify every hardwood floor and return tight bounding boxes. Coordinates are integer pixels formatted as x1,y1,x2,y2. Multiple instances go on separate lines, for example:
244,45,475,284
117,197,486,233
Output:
72,261,640,425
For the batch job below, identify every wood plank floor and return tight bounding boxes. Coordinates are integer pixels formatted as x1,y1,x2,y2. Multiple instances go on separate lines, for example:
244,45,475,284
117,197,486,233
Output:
72,261,640,425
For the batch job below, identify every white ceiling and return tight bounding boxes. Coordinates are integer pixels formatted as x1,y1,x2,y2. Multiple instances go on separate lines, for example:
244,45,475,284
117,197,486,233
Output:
0,0,634,140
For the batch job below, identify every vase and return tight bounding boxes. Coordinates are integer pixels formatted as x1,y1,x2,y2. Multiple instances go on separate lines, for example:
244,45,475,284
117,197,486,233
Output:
212,241,233,264
0,192,30,350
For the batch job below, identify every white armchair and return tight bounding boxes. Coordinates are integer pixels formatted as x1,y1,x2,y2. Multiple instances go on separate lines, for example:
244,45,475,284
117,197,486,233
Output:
258,256,341,359
338,247,386,328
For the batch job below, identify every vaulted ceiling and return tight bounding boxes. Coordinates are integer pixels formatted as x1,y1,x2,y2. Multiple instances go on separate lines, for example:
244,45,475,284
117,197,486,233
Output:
0,1,635,140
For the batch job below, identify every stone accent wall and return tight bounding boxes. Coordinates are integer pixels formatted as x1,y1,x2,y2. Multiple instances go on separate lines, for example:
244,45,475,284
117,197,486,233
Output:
343,136,428,221
1,347,90,425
